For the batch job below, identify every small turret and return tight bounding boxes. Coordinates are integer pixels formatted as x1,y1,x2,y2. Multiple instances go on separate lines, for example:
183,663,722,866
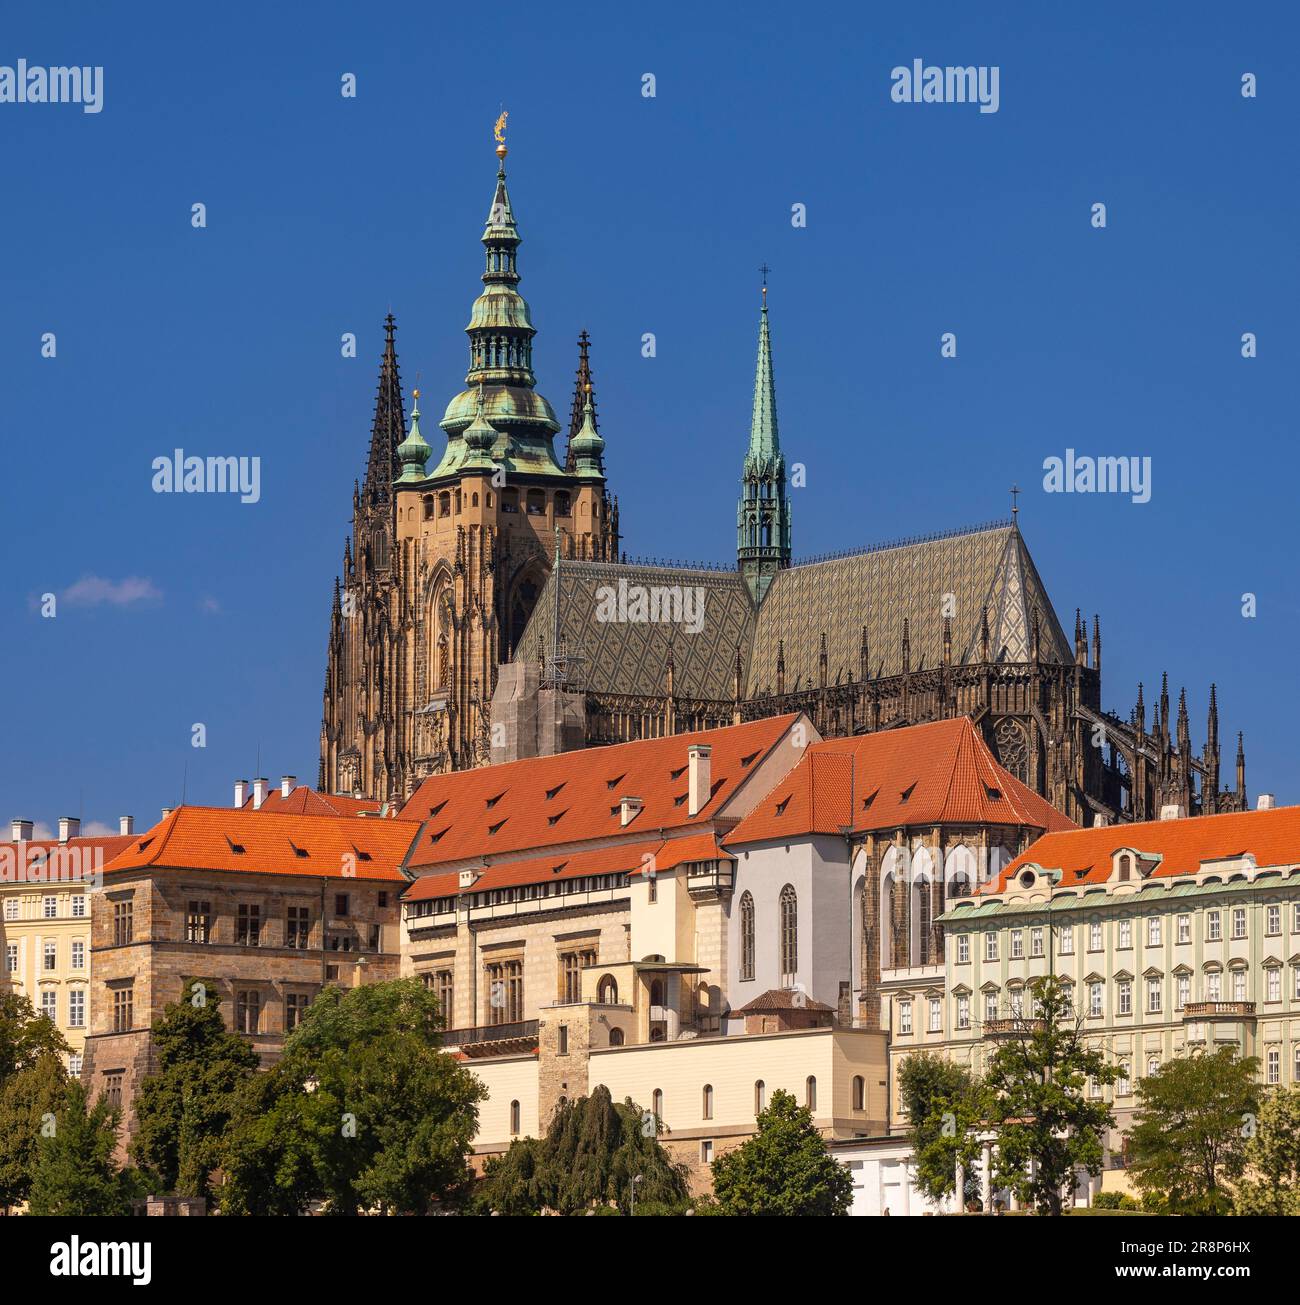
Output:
396,389,432,482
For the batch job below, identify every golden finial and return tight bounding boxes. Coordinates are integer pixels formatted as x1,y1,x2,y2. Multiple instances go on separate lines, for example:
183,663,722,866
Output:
494,109,508,159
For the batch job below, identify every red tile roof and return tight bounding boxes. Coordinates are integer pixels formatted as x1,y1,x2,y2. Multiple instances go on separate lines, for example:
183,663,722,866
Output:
404,839,663,902
400,715,799,870
100,806,415,881
726,717,1075,846
1,833,136,882
997,804,1300,891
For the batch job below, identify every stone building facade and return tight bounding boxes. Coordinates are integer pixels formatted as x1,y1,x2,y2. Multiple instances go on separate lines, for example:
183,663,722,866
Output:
80,805,410,1146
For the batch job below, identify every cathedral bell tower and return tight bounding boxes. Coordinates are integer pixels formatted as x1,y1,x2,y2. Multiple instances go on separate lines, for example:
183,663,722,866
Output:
737,276,791,604
320,115,619,799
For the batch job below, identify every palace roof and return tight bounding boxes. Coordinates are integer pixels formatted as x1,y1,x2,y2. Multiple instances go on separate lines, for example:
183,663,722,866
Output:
100,806,414,881
727,716,1074,845
994,803,1300,891
239,786,404,819
400,714,799,871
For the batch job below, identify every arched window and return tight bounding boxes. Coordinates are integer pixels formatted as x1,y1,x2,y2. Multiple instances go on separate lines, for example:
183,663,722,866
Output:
438,491,451,518
779,884,797,985
422,495,434,520
502,488,519,514
806,1076,817,1111
510,1100,520,1134
526,489,546,516
596,974,618,1005
555,491,571,517
739,891,755,981
471,492,479,507
609,1027,624,1046
852,1076,865,1111
702,1084,713,1119
754,1080,766,1114
651,1088,663,1120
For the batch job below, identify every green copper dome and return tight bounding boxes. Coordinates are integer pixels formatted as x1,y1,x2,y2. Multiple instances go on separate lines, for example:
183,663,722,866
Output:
396,391,431,482
568,388,605,479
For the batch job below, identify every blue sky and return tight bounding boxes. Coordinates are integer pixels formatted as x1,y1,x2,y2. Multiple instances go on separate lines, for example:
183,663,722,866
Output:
2,0,1296,830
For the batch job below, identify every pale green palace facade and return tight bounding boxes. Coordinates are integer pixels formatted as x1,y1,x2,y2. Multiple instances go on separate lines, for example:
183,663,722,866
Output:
880,806,1300,1167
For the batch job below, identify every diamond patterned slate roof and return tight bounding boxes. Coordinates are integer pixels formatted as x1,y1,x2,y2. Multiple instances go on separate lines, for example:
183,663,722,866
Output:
747,523,1071,695
514,559,755,701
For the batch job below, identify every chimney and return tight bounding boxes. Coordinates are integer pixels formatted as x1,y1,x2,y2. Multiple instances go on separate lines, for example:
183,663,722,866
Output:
687,745,713,817
252,778,268,810
11,819,33,842
161,807,174,819
620,795,644,828
1257,793,1276,811
281,775,296,799
119,815,134,836
233,779,247,809
58,816,80,843
1159,803,1185,821
1092,812,1110,828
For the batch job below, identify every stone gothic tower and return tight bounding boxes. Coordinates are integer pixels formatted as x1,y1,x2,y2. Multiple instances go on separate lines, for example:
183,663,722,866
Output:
319,132,619,801
736,282,791,604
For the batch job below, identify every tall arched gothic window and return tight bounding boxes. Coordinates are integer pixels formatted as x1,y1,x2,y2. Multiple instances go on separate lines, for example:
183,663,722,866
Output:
739,892,755,981
779,884,798,986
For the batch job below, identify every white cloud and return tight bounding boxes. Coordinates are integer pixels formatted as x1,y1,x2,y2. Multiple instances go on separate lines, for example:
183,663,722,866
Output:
60,575,162,608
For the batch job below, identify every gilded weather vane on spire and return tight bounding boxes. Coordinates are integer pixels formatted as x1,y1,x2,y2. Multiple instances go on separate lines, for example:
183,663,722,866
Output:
494,109,508,158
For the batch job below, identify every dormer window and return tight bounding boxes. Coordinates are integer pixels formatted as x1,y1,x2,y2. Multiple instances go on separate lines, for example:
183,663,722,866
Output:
545,783,565,801
486,792,506,810
775,796,791,816
226,836,246,855
1019,869,1035,889
900,782,916,803
1115,851,1135,882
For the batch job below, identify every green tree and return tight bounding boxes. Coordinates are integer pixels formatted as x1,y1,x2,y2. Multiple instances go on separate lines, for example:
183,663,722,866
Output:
897,1051,984,1208
984,975,1118,1215
1235,1086,1300,1215
0,1053,68,1209
477,1085,691,1215
222,978,485,1215
711,1088,852,1216
129,984,259,1198
0,991,70,1089
28,1081,130,1216
1127,1046,1258,1215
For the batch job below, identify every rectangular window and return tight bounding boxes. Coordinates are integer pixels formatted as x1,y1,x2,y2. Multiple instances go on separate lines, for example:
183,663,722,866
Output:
956,994,970,1031
1231,908,1247,940
41,990,57,1020
1294,904,1300,934
956,935,970,964
335,894,350,918
285,993,308,1032
1117,980,1132,1015
1010,930,1023,959
1267,969,1281,1003
1029,927,1044,958
68,1053,82,1077
1207,910,1221,942
69,989,85,1029
43,941,56,971
71,895,86,919
286,905,310,949
113,899,133,947
1206,972,1222,1002
432,970,454,1025
984,932,998,962
928,997,942,1032
43,896,57,919
1267,905,1281,936
1116,1064,1131,1096
558,1024,569,1055
236,990,261,1034
3,898,17,921
4,943,16,974
1061,984,1074,1016
1177,973,1190,1010
1146,977,1161,1013
1177,914,1191,944
112,987,133,1032
984,991,998,1022
1089,922,1103,951
1089,982,1103,1017
1147,917,1162,947
104,1073,123,1109
1268,1048,1281,1085
486,960,524,1025
558,949,596,1004
1294,967,1300,1001
1118,920,1132,949
186,900,212,944
1233,970,1247,1003
71,940,85,970
236,904,261,947
898,1000,912,1035
1057,925,1074,955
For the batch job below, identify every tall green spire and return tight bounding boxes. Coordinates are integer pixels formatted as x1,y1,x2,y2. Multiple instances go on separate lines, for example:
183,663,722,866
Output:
434,118,563,480
569,383,606,479
396,388,431,482
737,276,791,604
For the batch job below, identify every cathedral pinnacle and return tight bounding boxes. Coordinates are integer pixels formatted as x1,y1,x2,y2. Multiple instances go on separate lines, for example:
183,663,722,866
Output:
396,388,431,482
569,382,606,479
